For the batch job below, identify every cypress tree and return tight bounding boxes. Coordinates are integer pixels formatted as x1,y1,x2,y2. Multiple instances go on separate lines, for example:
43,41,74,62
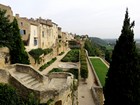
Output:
104,9,140,105
10,18,30,64
0,9,12,48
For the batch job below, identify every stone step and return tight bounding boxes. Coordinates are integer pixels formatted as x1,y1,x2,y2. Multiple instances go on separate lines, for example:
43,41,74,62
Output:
21,75,33,82
20,74,31,80
29,80,40,87
32,83,42,89
25,78,36,85
14,72,30,79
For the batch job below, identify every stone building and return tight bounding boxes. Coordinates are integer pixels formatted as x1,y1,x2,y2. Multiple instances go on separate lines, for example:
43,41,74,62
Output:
15,14,30,47
0,3,14,21
36,18,53,49
28,18,39,50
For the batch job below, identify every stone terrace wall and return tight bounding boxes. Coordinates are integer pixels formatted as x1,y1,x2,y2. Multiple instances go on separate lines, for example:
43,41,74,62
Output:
85,50,104,105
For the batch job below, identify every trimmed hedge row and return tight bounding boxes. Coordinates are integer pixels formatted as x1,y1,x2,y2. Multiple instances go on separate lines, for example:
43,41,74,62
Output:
80,48,88,79
61,49,79,62
39,57,57,71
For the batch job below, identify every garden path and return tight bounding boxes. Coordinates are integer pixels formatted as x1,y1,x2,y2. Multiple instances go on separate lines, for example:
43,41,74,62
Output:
41,49,70,75
78,57,96,105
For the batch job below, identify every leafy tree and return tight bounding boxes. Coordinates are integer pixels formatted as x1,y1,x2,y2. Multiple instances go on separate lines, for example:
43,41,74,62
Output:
84,39,95,56
104,9,140,105
0,83,21,105
105,50,112,63
10,18,30,64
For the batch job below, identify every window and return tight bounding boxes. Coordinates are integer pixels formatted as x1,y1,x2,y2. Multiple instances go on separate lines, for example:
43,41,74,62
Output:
42,31,44,37
21,22,23,26
34,38,37,46
20,30,26,35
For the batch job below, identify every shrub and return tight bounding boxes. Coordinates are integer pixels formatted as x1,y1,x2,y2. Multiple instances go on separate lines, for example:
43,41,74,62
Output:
80,48,88,80
43,48,53,55
29,48,44,64
61,49,79,62
59,52,64,56
48,68,63,74
80,65,88,79
67,68,79,79
39,57,57,71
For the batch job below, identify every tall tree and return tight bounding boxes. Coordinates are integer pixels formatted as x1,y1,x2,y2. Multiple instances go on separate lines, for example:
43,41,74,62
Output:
104,9,140,105
10,18,30,64
0,9,30,64
0,9,12,48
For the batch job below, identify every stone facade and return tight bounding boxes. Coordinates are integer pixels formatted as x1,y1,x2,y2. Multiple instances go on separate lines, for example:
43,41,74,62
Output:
0,3,14,21
16,14,30,47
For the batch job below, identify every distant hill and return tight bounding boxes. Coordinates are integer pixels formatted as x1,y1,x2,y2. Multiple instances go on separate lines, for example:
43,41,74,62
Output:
89,37,108,46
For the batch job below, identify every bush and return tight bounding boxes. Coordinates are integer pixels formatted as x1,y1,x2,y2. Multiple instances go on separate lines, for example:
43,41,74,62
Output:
61,49,79,62
48,68,63,74
59,52,64,56
43,48,53,55
80,65,88,79
39,57,57,71
29,48,44,64
67,68,79,79
80,48,88,80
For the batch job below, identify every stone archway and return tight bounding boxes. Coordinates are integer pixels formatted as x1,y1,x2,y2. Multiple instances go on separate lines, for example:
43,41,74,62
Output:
55,100,62,105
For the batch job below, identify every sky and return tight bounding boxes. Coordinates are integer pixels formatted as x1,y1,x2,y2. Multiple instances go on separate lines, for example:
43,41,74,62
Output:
0,0,140,39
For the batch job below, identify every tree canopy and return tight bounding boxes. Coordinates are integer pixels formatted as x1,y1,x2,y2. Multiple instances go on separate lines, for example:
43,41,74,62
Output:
104,9,140,105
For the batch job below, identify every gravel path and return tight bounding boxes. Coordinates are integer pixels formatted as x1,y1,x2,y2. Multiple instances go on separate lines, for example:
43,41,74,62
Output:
78,58,96,105
41,49,70,75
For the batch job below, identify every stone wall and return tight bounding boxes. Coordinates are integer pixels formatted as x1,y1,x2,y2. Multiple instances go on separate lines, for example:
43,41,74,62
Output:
0,3,14,21
0,47,10,68
85,50,104,105
0,69,9,83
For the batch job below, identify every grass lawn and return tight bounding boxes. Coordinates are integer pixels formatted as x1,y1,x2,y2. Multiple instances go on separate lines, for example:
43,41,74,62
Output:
90,58,108,86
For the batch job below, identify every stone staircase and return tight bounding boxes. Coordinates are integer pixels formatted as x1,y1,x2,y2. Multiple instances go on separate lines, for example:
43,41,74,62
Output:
14,71,43,90
8,66,47,91
6,64,74,104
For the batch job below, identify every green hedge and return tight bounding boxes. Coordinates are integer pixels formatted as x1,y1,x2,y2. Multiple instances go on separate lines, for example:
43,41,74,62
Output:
80,48,88,79
67,68,79,79
48,68,63,74
39,57,57,71
61,49,79,62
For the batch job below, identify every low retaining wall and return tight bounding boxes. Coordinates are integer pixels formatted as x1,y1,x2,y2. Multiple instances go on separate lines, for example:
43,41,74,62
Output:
85,50,104,105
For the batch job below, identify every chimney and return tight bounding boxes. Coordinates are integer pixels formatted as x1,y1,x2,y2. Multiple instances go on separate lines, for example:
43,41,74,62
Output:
15,14,19,18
